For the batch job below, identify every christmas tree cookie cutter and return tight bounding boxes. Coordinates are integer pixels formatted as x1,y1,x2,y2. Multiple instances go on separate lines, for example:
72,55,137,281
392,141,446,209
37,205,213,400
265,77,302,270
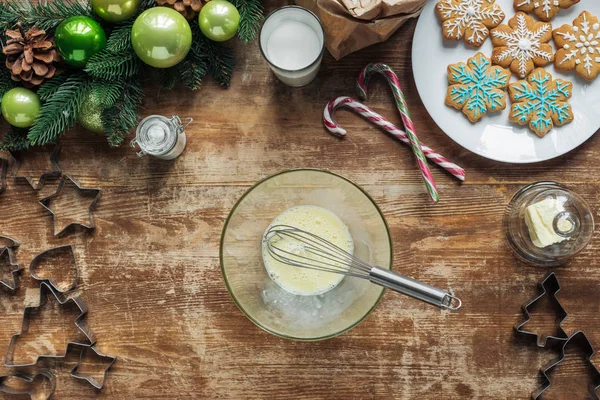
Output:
0,371,56,400
39,173,101,237
29,245,79,294
5,282,96,367
71,345,117,390
532,331,600,399
9,144,61,190
514,272,569,348
0,246,22,292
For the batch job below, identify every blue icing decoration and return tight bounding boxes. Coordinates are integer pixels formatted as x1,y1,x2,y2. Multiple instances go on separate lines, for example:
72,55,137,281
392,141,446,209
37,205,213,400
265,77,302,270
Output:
447,53,509,122
509,69,573,135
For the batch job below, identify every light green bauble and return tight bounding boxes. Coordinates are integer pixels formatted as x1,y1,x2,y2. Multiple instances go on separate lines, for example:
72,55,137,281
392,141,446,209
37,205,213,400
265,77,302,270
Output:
132,7,192,68
199,0,240,42
55,16,107,68
92,0,140,23
77,90,105,134
1,88,41,128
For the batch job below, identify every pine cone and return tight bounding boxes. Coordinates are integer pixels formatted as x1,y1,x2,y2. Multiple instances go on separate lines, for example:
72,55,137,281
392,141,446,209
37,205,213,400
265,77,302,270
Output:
156,0,204,20
3,26,60,87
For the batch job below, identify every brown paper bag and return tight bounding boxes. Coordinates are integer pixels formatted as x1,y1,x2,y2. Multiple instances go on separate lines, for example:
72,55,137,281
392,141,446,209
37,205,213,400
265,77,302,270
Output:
294,0,427,60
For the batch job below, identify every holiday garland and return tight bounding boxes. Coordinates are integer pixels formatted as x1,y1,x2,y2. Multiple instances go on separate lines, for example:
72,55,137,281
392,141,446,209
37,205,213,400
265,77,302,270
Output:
0,0,263,151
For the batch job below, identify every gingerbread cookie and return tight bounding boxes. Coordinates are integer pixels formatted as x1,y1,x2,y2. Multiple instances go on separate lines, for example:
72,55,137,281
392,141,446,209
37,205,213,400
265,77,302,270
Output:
436,0,505,47
513,0,579,22
553,11,600,81
491,12,554,79
446,52,510,123
508,68,573,137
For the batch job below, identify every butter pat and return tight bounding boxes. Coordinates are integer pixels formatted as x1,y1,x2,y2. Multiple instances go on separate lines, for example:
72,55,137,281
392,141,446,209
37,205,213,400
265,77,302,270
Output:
524,197,572,248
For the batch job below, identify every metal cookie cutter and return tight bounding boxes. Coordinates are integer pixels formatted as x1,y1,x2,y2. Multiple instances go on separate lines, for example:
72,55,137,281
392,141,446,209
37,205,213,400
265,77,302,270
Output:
30,245,78,293
0,246,22,292
5,282,96,367
0,371,56,400
0,157,7,195
71,345,117,389
9,144,61,190
532,330,600,399
515,272,569,348
39,174,101,237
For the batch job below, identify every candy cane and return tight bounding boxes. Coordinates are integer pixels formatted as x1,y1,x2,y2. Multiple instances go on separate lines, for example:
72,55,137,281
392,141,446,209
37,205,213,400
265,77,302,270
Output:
357,63,439,202
324,96,466,182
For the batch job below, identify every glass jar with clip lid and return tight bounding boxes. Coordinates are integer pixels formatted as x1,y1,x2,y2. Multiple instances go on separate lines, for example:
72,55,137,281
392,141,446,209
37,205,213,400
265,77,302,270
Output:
130,115,192,160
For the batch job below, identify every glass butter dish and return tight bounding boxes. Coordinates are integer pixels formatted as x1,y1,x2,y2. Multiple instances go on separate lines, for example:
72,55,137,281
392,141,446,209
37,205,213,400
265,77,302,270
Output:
504,182,595,266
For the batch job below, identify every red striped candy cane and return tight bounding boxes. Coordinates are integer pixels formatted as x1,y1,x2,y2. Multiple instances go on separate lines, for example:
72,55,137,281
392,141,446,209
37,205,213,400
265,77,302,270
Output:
324,97,465,182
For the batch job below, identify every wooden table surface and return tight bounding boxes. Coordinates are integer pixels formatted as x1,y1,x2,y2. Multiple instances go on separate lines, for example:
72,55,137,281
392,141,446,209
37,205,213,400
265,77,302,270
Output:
1,3,600,399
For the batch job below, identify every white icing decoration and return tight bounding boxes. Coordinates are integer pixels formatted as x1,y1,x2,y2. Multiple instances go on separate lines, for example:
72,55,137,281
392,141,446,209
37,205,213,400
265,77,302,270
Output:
516,0,576,19
437,0,505,44
557,12,600,77
491,13,553,78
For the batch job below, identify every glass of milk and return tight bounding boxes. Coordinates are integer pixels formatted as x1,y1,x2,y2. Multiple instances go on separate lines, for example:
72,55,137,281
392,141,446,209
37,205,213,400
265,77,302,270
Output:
259,6,325,87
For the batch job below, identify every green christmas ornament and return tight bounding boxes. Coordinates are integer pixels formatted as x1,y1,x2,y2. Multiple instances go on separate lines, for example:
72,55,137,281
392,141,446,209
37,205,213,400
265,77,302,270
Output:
55,16,107,68
199,0,240,42
132,7,192,68
77,90,105,134
1,88,41,128
92,0,140,23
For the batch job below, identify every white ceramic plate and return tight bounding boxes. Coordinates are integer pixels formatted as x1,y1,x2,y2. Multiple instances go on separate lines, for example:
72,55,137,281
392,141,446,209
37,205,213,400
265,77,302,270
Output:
413,0,600,163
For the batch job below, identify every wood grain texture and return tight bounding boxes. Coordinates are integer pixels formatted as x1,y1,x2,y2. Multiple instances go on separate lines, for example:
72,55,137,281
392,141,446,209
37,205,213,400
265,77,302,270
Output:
1,2,600,398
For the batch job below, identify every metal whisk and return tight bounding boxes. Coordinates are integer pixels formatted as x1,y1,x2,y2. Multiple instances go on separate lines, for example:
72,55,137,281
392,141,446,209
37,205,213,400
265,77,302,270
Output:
264,224,462,310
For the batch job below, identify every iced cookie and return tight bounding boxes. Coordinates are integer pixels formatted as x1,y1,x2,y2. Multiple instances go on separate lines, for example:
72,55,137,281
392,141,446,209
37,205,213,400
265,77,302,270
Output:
446,52,510,123
491,12,554,79
553,11,600,81
436,0,505,47
508,68,573,137
513,0,579,22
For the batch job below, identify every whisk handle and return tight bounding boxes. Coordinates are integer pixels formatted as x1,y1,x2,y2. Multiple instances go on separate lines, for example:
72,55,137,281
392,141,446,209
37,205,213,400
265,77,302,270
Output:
369,267,461,310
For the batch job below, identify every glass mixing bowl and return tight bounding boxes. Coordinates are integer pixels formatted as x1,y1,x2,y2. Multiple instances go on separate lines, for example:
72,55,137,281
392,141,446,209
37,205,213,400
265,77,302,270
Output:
220,169,392,341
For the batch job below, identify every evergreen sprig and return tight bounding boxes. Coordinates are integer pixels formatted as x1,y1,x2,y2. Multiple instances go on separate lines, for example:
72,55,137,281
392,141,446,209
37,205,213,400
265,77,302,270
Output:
91,80,123,108
0,128,30,151
0,58,16,101
204,37,235,88
0,0,92,32
102,77,143,147
37,73,71,101
85,50,141,81
28,73,92,146
231,0,264,43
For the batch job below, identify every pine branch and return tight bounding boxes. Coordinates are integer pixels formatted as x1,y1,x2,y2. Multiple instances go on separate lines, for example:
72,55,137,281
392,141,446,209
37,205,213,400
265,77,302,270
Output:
230,0,264,43
28,73,92,146
0,0,92,32
0,128,30,151
37,73,71,101
0,61,17,101
102,77,143,147
158,67,178,90
85,49,141,81
177,23,209,90
198,31,235,88
106,21,135,52
90,80,123,108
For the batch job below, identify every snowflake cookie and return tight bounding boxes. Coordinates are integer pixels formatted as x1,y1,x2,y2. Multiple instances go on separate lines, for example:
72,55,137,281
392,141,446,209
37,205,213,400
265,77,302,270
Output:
446,52,510,123
491,12,554,79
508,68,574,137
514,0,580,22
553,11,600,81
436,0,506,47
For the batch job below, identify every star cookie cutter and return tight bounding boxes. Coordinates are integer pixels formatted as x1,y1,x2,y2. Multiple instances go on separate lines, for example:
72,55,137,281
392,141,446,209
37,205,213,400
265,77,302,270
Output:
9,144,61,190
0,246,22,292
39,173,101,237
514,272,569,348
5,282,96,367
30,245,78,294
0,371,56,400
0,157,7,195
71,345,117,390
532,331,600,399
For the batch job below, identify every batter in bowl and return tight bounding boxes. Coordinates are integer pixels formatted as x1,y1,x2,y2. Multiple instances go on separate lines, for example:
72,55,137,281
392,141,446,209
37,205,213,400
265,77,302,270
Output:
262,205,354,296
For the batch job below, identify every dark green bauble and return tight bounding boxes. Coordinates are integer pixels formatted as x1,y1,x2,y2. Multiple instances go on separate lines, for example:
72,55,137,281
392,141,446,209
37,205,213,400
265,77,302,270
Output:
55,16,107,68
77,90,105,133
